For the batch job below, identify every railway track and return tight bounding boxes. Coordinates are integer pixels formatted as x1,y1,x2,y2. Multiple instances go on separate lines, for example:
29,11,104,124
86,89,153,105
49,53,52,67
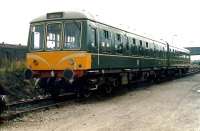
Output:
0,93,75,122
0,69,199,123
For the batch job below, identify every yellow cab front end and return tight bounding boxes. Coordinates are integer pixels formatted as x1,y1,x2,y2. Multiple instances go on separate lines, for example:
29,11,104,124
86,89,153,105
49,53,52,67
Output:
26,51,91,78
25,13,91,80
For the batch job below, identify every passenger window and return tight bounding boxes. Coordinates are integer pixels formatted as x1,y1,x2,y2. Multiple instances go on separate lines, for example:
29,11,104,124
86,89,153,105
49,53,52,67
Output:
126,37,129,50
115,34,122,53
140,40,142,47
146,42,148,48
104,30,109,39
117,34,121,42
133,38,136,45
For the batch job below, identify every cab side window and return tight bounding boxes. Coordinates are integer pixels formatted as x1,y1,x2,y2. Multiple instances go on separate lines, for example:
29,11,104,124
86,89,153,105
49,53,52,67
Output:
88,27,97,52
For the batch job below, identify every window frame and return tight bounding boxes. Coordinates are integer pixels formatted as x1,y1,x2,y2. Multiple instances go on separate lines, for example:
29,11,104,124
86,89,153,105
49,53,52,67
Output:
132,38,136,45
146,42,149,48
90,27,97,48
29,23,45,51
63,21,82,50
139,40,143,47
103,30,109,40
116,33,121,42
45,22,63,51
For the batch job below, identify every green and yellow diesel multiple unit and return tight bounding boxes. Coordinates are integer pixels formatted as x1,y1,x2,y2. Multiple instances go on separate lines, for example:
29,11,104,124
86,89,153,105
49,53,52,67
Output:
25,11,190,97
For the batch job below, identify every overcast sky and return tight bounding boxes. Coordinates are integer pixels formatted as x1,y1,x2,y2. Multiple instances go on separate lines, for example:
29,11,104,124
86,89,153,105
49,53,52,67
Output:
0,0,199,48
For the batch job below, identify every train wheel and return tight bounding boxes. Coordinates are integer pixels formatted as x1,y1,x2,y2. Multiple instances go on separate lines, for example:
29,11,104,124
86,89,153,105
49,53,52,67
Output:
154,72,161,83
83,87,91,98
47,78,61,98
105,85,113,94
75,78,91,99
0,95,7,115
178,69,182,78
49,87,60,98
101,82,114,96
80,84,91,98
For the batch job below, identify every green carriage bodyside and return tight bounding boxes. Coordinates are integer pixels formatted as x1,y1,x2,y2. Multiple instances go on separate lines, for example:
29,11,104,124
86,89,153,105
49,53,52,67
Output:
85,20,190,70
167,45,190,68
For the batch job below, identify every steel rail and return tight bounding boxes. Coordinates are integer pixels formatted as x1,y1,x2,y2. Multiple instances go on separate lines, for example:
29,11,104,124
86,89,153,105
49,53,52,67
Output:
0,93,75,122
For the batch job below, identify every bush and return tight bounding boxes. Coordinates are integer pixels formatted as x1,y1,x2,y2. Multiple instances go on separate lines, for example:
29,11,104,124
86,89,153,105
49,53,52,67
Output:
0,62,40,103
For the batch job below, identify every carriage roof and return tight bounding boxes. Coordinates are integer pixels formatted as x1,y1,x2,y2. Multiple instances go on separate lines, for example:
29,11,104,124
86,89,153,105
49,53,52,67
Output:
31,11,96,23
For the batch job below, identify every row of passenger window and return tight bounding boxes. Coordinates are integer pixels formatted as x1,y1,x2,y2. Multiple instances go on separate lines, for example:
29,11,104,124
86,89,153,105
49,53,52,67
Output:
168,47,190,59
101,30,155,50
99,29,167,52
88,27,167,58
88,25,189,60
170,53,190,59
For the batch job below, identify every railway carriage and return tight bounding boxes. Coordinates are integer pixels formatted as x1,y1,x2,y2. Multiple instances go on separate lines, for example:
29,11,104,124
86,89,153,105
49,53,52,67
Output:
25,11,190,97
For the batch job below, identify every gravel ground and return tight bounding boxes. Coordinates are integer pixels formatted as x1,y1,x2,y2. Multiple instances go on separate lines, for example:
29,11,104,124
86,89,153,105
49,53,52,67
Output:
1,74,200,131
